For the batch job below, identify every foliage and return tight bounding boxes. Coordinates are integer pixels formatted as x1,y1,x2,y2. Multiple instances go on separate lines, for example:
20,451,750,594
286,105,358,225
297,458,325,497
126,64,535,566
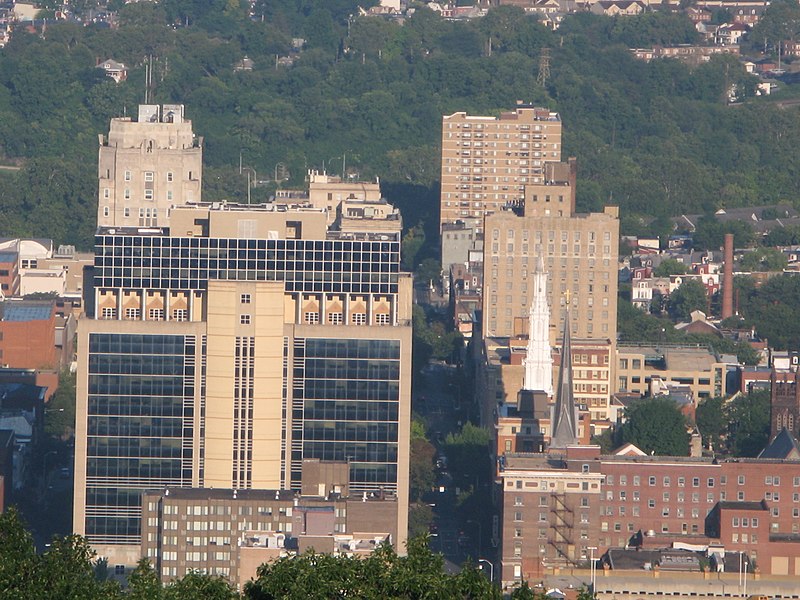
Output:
244,536,501,599
45,370,77,439
407,503,434,539
412,305,463,371
726,390,771,457
444,422,491,491
690,217,755,252
695,395,726,449
409,421,436,501
0,509,121,600
736,274,800,350
668,278,708,320
739,247,788,272
0,5,786,248
619,397,690,456
652,258,687,277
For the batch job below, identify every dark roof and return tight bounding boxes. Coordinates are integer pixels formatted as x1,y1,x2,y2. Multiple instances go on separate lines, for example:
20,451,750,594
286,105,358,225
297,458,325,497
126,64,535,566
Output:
0,383,46,411
758,428,800,459
718,500,767,511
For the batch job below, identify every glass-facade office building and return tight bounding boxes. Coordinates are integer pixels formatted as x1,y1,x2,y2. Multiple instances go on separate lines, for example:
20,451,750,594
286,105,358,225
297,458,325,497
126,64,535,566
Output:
75,228,411,561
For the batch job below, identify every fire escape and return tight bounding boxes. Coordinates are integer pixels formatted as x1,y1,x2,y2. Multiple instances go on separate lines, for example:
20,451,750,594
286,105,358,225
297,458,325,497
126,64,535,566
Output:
549,491,576,567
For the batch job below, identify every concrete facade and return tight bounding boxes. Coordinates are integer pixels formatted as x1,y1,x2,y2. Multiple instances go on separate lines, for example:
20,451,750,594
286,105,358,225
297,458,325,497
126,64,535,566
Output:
97,104,203,229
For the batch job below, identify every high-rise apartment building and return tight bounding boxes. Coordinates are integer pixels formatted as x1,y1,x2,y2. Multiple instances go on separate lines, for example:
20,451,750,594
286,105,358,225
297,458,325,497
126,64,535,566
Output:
74,202,412,567
439,104,562,234
97,104,203,229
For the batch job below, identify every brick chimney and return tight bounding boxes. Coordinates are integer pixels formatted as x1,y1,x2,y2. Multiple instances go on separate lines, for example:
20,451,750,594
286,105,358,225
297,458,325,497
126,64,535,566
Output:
721,233,734,320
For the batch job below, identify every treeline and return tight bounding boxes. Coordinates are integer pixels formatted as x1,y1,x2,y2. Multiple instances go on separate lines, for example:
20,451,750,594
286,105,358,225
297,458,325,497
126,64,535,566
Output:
0,1,798,251
0,507,568,599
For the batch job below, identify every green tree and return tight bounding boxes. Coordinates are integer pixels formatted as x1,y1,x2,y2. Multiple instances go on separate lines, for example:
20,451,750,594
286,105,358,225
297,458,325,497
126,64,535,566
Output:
620,397,690,456
127,559,165,600
409,419,436,502
727,390,771,457
45,370,76,439
668,279,708,321
0,508,39,600
653,258,687,277
739,247,788,272
695,395,725,450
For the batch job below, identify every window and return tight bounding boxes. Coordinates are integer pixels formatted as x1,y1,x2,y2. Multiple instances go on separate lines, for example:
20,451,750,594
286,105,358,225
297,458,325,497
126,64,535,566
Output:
172,309,188,322
144,171,154,182
101,307,116,319
103,188,110,199
678,477,685,487
304,312,319,324
103,206,110,217
124,308,140,320
124,207,130,217
692,477,700,487
352,313,367,325
633,476,640,486
124,170,131,181
124,188,131,199
707,478,715,488
514,496,523,507
241,294,251,304
167,172,174,182
144,189,154,201
328,313,343,325
649,476,656,486
648,499,655,508
240,314,251,325
375,313,391,325
148,308,164,321
664,477,671,487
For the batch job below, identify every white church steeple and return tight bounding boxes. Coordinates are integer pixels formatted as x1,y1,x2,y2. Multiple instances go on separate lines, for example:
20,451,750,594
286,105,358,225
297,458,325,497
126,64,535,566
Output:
523,255,553,396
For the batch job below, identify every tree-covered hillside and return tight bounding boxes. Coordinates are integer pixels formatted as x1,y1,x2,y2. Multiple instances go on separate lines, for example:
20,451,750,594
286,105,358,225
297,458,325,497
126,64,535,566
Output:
0,1,797,250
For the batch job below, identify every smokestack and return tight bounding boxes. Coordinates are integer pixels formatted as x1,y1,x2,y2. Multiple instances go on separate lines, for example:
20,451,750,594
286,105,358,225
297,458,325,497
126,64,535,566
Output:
722,233,734,320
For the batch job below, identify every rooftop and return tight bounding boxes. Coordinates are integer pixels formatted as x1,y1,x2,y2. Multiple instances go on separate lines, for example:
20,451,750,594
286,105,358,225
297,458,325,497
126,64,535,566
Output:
0,301,53,322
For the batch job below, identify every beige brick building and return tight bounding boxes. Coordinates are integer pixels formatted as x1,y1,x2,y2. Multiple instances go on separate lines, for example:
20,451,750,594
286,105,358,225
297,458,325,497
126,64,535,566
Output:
97,104,203,229
481,205,619,343
440,104,562,233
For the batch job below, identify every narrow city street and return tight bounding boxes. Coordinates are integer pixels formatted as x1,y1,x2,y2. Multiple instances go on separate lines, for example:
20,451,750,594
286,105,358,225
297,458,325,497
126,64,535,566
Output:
413,360,495,575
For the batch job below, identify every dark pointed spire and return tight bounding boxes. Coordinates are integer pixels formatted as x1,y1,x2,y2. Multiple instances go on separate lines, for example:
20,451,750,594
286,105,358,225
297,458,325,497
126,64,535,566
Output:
550,307,579,449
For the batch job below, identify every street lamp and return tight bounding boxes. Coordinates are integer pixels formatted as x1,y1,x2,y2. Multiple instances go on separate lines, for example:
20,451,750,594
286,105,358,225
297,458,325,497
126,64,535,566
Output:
588,546,598,593
739,554,749,598
478,558,494,583
42,449,57,489
242,167,256,204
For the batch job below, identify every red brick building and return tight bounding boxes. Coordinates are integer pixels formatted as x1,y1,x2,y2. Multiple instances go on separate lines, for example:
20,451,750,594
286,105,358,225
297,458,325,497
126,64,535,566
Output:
499,440,800,588
0,300,57,369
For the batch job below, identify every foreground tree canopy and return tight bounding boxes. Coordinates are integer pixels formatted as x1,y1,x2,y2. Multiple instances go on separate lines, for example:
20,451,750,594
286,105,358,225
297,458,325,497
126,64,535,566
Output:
4,508,580,599
0,2,792,252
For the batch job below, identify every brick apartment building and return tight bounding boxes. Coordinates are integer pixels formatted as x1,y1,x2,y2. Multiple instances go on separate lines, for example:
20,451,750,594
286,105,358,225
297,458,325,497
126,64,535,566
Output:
499,437,800,588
